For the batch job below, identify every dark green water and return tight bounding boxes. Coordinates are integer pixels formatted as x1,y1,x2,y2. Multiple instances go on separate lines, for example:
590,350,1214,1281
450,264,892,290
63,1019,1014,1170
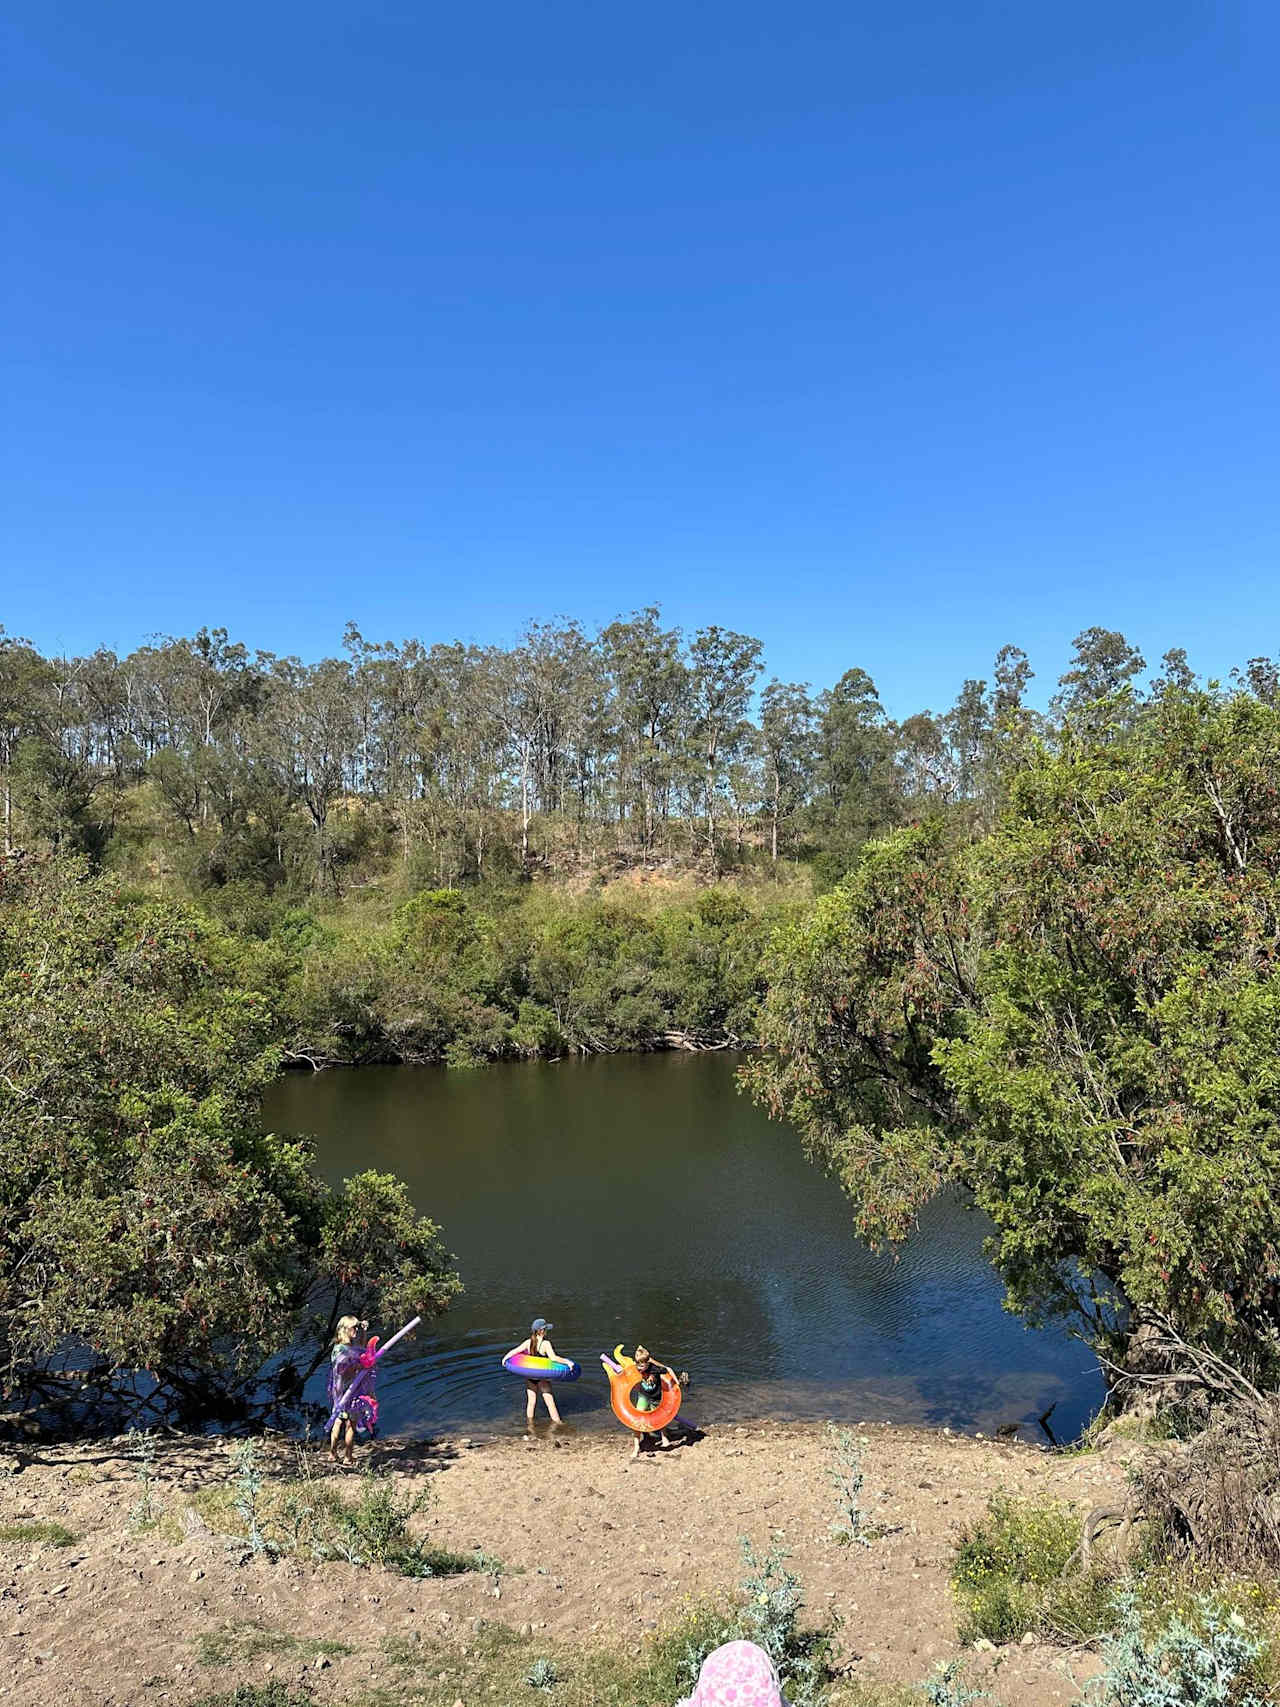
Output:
265,1053,1103,1441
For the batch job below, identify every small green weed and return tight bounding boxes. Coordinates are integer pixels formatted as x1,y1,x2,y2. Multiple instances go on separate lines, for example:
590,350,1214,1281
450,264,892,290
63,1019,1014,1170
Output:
0,1520,78,1547
526,1655,558,1690
195,1458,496,1580
951,1493,1115,1646
189,1686,310,1707
827,1425,872,1547
127,1427,161,1532
196,1621,353,1669
921,1660,990,1705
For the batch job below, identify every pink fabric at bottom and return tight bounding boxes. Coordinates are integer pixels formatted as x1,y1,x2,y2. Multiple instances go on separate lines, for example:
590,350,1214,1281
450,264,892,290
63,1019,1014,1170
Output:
686,1640,787,1707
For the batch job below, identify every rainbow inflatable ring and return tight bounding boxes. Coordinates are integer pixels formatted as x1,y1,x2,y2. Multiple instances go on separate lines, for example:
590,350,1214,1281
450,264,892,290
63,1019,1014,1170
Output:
501,1350,581,1383
600,1345,682,1433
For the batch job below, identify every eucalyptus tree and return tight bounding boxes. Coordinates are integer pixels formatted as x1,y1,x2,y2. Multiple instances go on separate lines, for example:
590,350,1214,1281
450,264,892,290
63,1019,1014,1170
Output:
1050,627,1146,737
991,642,1033,719
556,628,612,848
601,608,689,856
4,648,116,859
689,625,763,863
481,622,593,868
759,680,816,862
524,620,595,820
895,710,954,810
406,643,508,880
1229,655,1279,705
256,654,358,892
812,667,902,854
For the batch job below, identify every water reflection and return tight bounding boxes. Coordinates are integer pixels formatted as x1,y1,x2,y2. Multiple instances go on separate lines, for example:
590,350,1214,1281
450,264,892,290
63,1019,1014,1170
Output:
265,1053,1103,1440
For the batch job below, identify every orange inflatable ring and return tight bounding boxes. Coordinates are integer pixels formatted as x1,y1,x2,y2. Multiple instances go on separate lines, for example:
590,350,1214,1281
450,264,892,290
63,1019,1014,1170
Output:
600,1345,682,1433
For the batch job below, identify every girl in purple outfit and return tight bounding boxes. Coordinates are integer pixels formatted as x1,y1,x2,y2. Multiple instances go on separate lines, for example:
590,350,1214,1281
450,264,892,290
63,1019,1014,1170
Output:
328,1315,377,1464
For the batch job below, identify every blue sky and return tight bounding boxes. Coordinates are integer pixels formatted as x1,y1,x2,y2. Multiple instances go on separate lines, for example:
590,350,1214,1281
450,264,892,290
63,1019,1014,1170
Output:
5,3,1276,715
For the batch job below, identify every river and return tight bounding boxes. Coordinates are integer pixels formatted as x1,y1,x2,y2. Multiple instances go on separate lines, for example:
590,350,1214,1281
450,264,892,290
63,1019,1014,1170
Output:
265,1052,1104,1441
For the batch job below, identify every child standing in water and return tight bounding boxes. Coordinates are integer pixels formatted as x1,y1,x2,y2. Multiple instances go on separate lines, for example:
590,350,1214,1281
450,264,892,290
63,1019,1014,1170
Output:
630,1344,676,1459
508,1317,564,1427
328,1315,377,1465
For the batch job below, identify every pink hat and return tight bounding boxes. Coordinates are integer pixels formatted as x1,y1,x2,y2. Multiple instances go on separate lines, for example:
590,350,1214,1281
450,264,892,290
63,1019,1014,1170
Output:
685,1640,787,1707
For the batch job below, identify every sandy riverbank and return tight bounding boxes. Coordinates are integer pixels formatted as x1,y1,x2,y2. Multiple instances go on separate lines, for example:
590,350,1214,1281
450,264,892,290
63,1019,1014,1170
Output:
0,1419,1136,1707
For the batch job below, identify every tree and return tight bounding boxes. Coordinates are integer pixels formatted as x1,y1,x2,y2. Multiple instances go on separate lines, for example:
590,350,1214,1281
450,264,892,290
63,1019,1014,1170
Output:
759,682,815,862
0,630,53,854
601,609,688,856
1152,646,1197,696
812,668,902,855
688,626,763,864
745,685,1280,1380
1051,627,1146,735
1233,656,1278,705
259,656,358,893
992,643,1033,720
0,855,460,1423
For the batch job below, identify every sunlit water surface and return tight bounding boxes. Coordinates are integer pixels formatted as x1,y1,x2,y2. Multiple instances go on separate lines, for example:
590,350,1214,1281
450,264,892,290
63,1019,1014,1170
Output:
265,1053,1103,1441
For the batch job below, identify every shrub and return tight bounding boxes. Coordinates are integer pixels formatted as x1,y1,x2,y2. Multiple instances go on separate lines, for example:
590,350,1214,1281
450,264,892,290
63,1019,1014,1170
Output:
525,1655,558,1690
953,1494,1077,1592
921,1661,990,1705
827,1424,871,1546
127,1428,161,1532
230,1440,272,1556
653,1538,839,1707
200,1458,492,1580
1088,1592,1268,1706
952,1494,1115,1646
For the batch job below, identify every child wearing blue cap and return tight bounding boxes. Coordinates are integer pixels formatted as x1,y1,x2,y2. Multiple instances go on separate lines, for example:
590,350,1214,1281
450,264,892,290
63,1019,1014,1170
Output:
507,1316,564,1426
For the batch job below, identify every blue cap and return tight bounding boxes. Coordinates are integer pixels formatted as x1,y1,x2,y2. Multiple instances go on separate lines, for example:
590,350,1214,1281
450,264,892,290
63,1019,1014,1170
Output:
531,1317,553,1332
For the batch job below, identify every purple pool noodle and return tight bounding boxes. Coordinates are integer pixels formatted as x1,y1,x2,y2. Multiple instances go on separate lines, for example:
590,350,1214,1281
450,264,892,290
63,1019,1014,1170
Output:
327,1345,378,1436
325,1315,422,1435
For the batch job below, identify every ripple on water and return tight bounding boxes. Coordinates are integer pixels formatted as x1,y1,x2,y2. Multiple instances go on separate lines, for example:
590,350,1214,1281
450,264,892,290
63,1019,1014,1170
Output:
272,1054,1106,1443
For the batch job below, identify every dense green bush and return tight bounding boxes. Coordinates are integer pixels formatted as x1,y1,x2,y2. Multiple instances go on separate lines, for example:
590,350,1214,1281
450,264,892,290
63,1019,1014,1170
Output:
748,687,1280,1380
0,855,460,1422
951,1494,1115,1646
277,882,791,1066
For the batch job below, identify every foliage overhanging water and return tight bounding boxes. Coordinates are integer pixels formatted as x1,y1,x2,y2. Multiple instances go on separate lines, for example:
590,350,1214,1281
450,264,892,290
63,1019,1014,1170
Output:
266,1053,1104,1440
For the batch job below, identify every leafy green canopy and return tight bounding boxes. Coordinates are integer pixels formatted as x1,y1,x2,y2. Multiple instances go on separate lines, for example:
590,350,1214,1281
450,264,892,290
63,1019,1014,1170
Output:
0,855,459,1422
282,883,787,1067
745,688,1280,1373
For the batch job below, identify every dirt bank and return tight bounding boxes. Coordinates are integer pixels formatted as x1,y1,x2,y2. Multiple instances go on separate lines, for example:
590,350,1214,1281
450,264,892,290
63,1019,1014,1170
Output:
0,1419,1134,1707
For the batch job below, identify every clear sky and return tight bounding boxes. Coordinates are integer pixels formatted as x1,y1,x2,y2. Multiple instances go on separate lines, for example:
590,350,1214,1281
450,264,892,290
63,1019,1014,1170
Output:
5,3,1276,715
